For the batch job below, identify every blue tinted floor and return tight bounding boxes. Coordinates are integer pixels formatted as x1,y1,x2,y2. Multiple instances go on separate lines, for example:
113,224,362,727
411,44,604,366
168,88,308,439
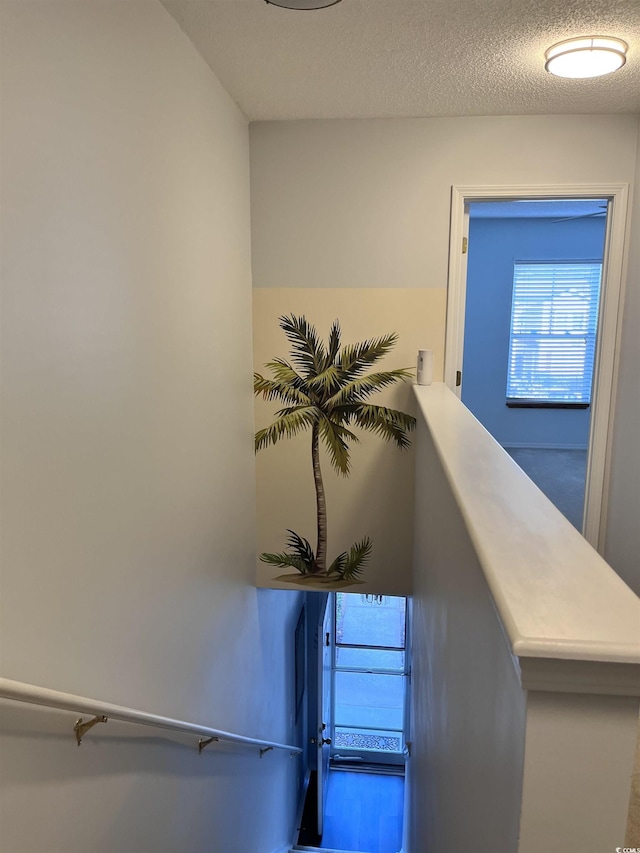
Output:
321,770,404,853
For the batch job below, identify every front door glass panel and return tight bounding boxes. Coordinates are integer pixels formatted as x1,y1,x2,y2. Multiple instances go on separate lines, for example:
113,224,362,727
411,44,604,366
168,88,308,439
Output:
332,594,408,764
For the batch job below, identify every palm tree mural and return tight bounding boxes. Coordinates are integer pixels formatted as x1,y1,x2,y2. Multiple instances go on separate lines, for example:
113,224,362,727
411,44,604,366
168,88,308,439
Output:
254,315,416,586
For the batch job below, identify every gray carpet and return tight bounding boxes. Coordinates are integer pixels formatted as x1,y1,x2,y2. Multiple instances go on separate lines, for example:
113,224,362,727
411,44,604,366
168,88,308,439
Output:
505,448,588,531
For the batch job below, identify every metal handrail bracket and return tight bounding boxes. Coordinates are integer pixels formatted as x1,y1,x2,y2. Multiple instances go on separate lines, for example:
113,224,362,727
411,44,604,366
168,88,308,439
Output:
74,715,108,746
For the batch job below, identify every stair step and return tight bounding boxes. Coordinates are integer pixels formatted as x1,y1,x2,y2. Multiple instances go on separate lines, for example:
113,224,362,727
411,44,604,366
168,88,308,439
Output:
292,847,365,853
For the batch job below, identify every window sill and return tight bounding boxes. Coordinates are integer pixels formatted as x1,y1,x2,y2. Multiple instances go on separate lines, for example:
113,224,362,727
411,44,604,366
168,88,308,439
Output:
505,401,590,410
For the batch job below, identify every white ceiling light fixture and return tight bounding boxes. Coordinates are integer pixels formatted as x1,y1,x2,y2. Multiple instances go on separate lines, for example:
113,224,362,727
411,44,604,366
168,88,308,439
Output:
545,36,628,79
264,0,342,8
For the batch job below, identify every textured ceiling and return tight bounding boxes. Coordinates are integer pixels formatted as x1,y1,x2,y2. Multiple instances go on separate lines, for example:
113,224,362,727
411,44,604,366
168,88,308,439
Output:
161,0,640,121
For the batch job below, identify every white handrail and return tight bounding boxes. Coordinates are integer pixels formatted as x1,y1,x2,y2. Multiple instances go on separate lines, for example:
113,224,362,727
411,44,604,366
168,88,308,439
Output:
0,677,302,754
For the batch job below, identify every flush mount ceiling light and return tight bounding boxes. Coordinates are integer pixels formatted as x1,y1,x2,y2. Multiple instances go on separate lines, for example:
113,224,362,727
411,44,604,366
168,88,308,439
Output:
545,36,628,78
264,0,342,8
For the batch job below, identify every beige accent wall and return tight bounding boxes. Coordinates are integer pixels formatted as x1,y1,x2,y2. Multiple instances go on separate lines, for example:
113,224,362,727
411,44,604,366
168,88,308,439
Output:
254,288,445,594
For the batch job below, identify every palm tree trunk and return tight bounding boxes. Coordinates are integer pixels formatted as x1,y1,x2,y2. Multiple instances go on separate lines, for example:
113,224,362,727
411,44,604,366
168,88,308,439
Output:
311,421,327,573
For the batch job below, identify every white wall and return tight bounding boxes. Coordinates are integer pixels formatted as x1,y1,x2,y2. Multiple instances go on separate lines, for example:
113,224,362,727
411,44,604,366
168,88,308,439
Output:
250,116,638,294
410,384,640,853
410,415,526,853
518,691,640,853
0,3,300,851
605,115,640,596
250,115,640,594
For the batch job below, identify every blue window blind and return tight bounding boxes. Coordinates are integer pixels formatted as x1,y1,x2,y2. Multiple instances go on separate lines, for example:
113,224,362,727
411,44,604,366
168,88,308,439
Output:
506,262,602,404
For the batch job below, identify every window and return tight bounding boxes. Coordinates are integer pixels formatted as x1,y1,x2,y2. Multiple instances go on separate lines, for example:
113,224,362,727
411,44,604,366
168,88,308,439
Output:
506,262,602,406
331,593,408,766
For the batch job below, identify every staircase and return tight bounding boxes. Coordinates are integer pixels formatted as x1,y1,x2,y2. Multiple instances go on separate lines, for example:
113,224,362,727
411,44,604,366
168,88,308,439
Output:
292,847,367,853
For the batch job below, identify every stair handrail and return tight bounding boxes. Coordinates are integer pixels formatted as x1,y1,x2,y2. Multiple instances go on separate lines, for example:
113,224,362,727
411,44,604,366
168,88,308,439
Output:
0,677,302,754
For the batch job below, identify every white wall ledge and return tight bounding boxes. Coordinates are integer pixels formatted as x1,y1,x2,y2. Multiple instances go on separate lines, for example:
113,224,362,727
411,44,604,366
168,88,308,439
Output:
414,383,640,695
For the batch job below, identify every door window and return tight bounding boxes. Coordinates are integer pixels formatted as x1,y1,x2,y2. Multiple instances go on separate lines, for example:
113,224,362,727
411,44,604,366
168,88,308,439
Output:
331,593,408,764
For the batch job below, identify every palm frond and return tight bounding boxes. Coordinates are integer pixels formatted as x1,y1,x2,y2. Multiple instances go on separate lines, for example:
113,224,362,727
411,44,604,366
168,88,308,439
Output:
264,358,309,392
285,529,315,569
279,314,326,378
259,529,316,575
307,364,341,396
345,403,416,449
274,404,316,419
255,406,318,452
327,551,347,576
338,333,399,380
337,537,372,580
327,368,414,408
253,373,312,406
259,551,310,574
325,320,342,369
319,417,358,475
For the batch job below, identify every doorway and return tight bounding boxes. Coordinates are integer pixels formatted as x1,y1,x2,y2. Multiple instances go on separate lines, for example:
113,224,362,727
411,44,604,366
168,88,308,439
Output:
462,199,606,530
303,593,409,852
331,593,408,767
445,184,629,550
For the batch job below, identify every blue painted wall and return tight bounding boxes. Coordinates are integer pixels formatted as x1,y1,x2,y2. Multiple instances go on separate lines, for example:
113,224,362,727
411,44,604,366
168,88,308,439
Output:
461,216,607,448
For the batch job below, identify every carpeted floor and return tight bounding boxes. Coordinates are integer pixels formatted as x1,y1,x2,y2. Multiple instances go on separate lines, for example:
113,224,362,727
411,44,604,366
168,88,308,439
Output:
504,448,587,530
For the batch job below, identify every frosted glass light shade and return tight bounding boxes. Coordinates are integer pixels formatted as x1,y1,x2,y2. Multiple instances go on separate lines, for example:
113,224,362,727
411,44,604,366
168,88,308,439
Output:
545,37,628,78
265,0,342,8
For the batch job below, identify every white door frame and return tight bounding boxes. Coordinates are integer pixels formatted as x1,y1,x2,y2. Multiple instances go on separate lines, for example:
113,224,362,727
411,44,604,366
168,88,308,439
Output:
445,183,630,551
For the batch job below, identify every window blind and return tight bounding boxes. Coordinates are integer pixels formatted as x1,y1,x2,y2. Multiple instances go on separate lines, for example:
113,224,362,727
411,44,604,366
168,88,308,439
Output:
506,262,602,404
